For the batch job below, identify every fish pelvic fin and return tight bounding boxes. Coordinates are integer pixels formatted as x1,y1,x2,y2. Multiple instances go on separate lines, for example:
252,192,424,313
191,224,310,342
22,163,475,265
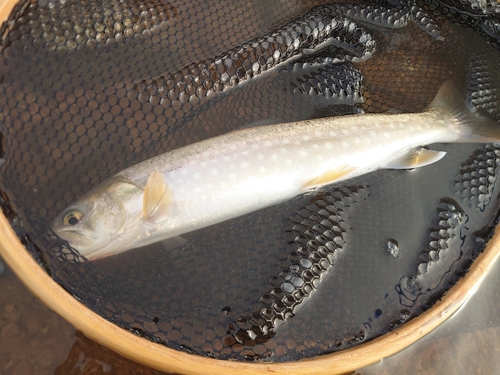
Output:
143,171,171,223
386,148,446,170
428,80,500,143
302,164,357,190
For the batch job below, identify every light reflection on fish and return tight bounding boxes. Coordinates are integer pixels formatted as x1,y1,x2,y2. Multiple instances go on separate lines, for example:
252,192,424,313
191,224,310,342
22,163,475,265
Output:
51,81,500,260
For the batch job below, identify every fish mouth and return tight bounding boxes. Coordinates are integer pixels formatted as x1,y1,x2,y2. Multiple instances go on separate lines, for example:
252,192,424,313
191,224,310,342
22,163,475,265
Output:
55,228,121,260
53,228,97,254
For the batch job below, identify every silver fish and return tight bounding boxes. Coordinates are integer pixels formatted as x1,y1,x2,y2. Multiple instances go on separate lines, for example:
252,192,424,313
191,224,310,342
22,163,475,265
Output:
52,81,500,260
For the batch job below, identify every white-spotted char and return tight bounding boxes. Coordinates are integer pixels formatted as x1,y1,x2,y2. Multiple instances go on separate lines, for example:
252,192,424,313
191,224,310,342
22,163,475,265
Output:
52,80,500,260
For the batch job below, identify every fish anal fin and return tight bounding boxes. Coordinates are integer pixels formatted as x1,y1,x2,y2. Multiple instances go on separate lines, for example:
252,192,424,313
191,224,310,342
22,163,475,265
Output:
302,164,357,190
387,149,446,170
143,171,171,223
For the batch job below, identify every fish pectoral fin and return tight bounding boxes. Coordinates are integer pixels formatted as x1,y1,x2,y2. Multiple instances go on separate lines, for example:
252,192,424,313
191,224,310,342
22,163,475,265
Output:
302,164,357,190
143,171,171,223
386,148,446,170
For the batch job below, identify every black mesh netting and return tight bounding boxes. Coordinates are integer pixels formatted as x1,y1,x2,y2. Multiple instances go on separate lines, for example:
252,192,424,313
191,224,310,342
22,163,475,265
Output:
1,0,500,363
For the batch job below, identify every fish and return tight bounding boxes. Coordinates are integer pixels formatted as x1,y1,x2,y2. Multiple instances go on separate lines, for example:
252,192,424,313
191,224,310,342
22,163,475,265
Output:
51,80,500,260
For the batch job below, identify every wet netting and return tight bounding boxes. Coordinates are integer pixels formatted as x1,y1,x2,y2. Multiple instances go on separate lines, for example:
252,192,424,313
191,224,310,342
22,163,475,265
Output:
1,0,500,363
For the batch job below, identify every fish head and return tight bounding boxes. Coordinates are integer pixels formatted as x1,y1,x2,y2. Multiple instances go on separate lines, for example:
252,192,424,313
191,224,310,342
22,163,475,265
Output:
51,177,144,260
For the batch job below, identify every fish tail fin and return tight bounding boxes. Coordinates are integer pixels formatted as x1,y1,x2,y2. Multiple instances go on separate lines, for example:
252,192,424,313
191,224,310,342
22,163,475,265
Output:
427,80,500,143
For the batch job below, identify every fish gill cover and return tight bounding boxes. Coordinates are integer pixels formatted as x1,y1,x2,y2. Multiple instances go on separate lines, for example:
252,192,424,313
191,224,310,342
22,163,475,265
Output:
0,0,500,362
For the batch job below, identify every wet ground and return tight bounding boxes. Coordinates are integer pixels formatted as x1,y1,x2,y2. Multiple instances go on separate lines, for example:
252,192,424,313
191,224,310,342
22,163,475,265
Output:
1,252,500,375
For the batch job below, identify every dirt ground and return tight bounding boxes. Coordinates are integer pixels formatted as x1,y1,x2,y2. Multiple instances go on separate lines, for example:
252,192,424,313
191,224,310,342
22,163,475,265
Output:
1,256,500,375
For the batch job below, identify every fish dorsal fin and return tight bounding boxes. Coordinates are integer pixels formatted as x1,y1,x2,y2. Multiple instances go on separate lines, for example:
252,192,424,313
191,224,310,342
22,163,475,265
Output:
427,79,465,118
143,171,171,223
386,148,446,170
302,164,357,190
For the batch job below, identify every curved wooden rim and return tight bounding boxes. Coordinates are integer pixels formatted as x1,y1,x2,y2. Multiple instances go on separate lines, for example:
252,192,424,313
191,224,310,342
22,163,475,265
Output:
1,208,499,374
0,0,17,28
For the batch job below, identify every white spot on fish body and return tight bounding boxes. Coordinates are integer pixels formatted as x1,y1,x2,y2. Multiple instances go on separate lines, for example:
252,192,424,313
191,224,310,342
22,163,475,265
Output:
383,132,390,138
211,168,219,175
257,154,264,160
259,167,266,173
242,150,250,156
241,161,249,168
181,169,188,175
193,172,201,179
303,135,311,141
329,131,337,137
342,141,349,148
325,142,333,149
313,144,319,150
223,156,230,162
354,138,361,144
342,128,349,135
299,150,307,157
280,148,288,154
230,173,236,179
271,154,279,161
286,159,293,166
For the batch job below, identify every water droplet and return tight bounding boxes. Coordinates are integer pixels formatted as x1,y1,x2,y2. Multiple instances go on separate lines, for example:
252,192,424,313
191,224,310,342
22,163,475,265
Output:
387,238,400,258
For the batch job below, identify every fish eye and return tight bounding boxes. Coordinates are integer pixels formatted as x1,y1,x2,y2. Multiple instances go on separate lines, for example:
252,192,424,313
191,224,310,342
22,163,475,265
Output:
63,210,83,226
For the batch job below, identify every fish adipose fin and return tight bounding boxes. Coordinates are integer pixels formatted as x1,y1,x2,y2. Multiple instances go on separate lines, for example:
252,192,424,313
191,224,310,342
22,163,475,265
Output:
302,164,357,190
143,171,171,223
386,148,446,170
429,80,500,143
